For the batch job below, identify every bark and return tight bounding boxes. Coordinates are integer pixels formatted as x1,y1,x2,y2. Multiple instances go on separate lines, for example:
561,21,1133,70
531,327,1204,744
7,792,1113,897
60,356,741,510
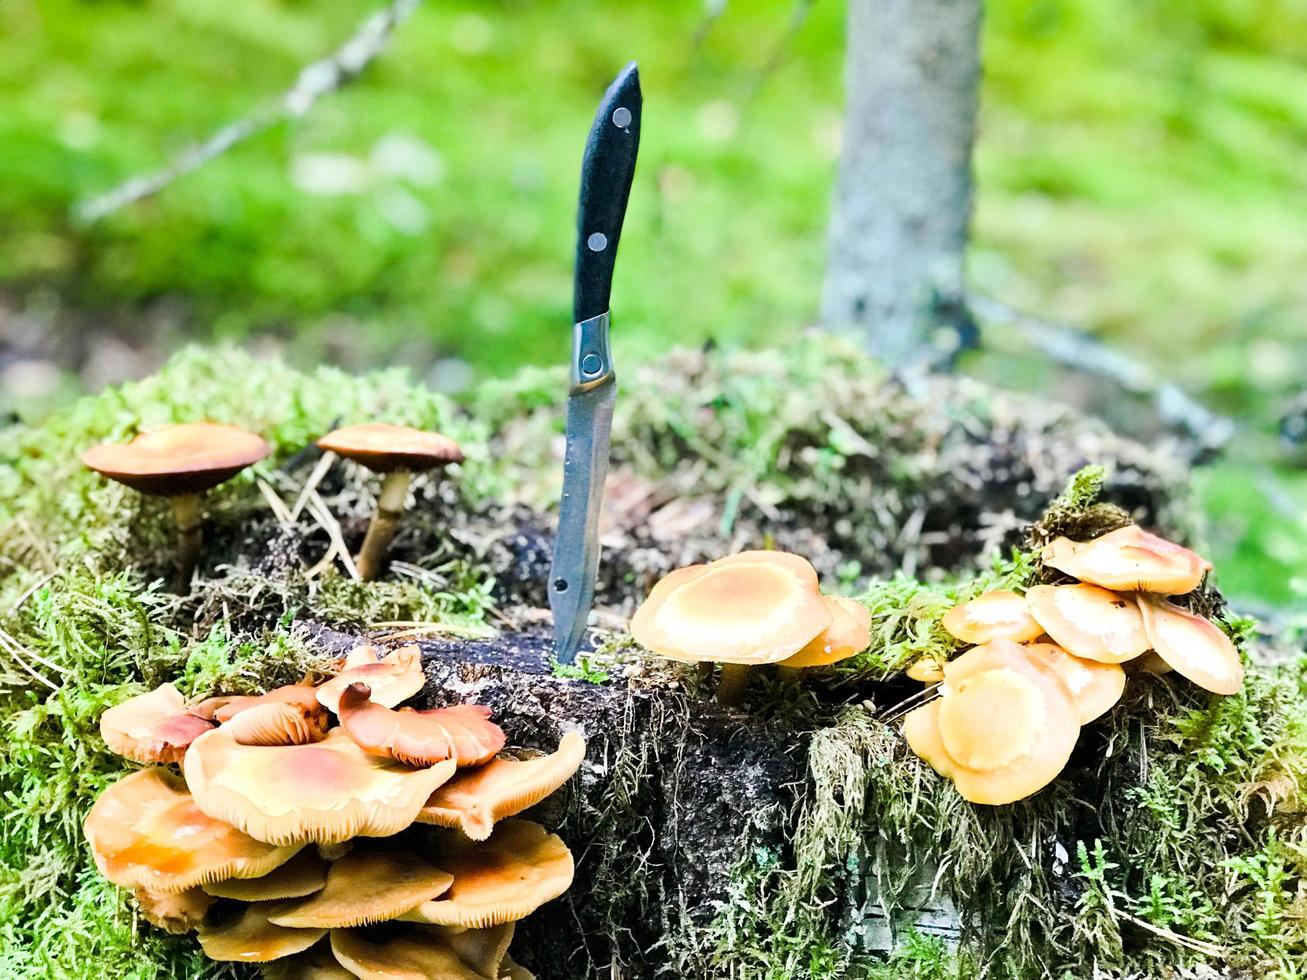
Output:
821,0,983,366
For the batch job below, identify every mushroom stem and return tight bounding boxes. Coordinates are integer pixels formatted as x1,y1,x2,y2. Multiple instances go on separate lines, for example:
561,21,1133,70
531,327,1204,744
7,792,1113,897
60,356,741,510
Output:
355,470,412,581
170,493,204,592
715,663,753,705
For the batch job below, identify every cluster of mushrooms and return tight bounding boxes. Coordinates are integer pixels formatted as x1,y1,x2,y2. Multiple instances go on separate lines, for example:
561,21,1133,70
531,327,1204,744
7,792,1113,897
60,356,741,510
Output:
904,525,1244,805
630,550,872,703
81,421,464,588
84,644,586,978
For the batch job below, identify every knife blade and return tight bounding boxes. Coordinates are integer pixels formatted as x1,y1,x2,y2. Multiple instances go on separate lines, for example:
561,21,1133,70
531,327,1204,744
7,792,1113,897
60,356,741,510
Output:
550,62,642,665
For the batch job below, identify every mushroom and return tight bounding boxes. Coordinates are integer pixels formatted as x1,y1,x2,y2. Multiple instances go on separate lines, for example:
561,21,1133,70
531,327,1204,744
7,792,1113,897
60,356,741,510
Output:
267,848,454,929
1135,595,1244,695
417,731,587,841
203,849,329,902
316,423,464,581
99,682,215,764
81,422,270,590
261,945,356,980
196,903,326,963
630,552,831,704
1042,525,1212,595
1023,642,1126,724
1025,584,1150,664
336,683,506,768
501,955,535,980
776,595,872,672
330,927,486,980
903,640,1080,805
942,589,1044,645
315,645,426,714
133,886,215,935
431,923,517,979
402,819,574,929
183,728,457,846
195,684,329,747
83,768,303,893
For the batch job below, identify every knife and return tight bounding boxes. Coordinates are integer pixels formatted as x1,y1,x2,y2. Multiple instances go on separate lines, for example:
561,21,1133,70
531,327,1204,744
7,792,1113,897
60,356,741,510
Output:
549,62,642,665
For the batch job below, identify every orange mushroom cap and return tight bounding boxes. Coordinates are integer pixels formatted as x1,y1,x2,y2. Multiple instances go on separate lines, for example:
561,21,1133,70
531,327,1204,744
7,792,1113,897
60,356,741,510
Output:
316,645,426,714
203,849,329,902
1042,526,1212,595
1025,584,1150,663
196,684,329,747
337,684,506,768
1023,642,1126,724
330,927,486,980
133,886,215,935
183,727,457,846
268,847,453,929
777,596,872,668
904,640,1080,805
402,819,574,929
711,549,821,587
317,423,463,474
81,423,269,496
1136,595,1244,695
942,590,1044,645
630,554,830,664
417,731,587,841
84,768,303,893
99,683,214,765
196,903,326,963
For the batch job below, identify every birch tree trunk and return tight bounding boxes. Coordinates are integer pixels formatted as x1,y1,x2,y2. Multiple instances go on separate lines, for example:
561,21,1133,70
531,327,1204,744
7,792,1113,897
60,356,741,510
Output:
821,0,983,367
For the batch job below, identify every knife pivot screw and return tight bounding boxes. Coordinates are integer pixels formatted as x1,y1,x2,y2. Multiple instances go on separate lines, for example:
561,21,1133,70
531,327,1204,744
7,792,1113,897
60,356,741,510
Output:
553,578,569,593
611,106,632,129
580,352,604,377
587,232,608,252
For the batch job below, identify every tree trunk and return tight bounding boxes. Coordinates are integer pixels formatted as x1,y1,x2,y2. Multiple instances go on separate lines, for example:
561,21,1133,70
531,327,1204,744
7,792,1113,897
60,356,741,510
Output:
821,0,983,367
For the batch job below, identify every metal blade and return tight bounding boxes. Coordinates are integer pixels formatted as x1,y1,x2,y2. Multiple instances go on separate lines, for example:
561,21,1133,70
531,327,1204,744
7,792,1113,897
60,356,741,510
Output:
549,374,617,664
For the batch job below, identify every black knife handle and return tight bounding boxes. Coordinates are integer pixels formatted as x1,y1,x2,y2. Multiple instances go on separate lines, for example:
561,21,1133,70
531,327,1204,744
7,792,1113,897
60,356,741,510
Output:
573,62,641,324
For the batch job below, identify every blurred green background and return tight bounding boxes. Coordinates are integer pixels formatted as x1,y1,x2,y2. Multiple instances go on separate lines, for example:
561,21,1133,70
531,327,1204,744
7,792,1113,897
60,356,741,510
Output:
1,0,1304,611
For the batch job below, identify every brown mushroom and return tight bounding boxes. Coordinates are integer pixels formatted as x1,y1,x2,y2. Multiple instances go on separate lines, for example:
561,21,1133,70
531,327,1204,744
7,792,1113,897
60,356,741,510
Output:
203,849,329,902
1023,642,1126,724
942,589,1044,645
196,684,329,747
402,819,574,929
268,848,454,929
417,732,587,841
500,955,535,980
84,768,303,893
903,640,1080,805
316,423,464,581
183,727,457,846
330,927,485,980
1136,595,1244,695
82,422,269,590
776,595,872,671
1025,584,1150,664
1043,525,1212,595
630,552,831,704
196,903,326,963
432,923,516,979
315,645,426,714
259,944,356,980
99,683,214,764
133,886,215,935
336,683,506,768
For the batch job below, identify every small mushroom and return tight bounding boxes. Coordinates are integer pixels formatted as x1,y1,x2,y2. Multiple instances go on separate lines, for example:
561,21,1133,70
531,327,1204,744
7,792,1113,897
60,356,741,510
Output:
316,645,426,714
203,849,329,902
402,819,574,929
268,848,454,929
100,683,215,764
776,595,872,671
183,728,457,846
82,422,270,590
431,923,516,979
196,903,326,963
316,423,464,581
84,768,303,893
1025,584,1150,664
337,683,506,768
942,589,1044,645
1023,642,1126,724
195,684,329,746
133,886,215,935
1042,525,1212,595
630,552,831,704
1135,595,1244,695
417,732,587,841
261,945,356,980
903,640,1080,805
330,927,486,980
